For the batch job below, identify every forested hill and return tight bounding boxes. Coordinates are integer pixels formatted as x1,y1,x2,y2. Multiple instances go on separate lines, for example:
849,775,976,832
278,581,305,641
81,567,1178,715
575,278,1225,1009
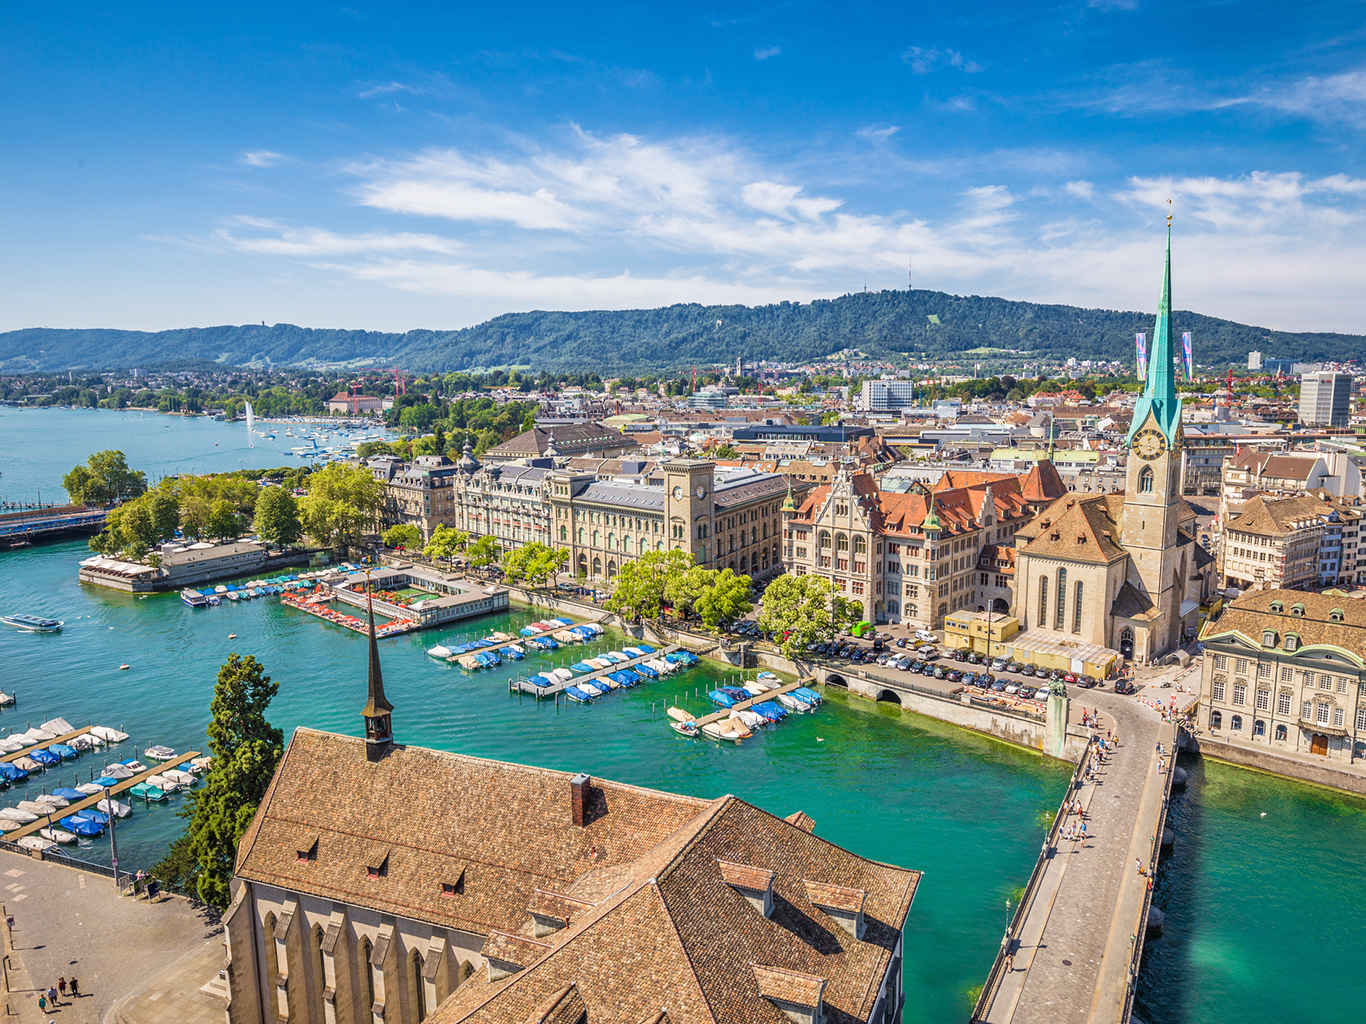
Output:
3,289,1361,373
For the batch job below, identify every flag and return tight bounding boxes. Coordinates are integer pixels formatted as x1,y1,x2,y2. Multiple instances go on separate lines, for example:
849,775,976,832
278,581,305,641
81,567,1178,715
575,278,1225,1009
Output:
1136,333,1147,379
1182,331,1193,379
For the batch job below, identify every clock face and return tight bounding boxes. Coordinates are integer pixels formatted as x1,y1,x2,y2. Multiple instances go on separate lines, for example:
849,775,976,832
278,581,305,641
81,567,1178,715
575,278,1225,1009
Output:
1133,428,1165,461
672,485,684,500
695,484,707,499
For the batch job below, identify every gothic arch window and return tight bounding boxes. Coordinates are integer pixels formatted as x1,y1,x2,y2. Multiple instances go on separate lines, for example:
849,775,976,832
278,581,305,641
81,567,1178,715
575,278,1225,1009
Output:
1073,581,1084,633
1038,574,1048,626
411,950,427,1022
361,937,376,1010
1139,466,1154,493
311,924,327,1022
1055,568,1067,630
263,913,280,987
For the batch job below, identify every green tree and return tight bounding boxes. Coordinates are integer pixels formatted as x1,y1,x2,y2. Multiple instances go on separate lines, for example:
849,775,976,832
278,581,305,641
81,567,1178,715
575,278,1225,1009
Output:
208,498,240,541
696,569,754,628
466,534,500,569
423,525,469,569
298,463,382,551
180,494,212,540
503,542,569,587
62,449,147,505
757,573,857,659
153,654,284,908
664,564,715,619
382,523,422,549
253,486,302,548
605,548,694,620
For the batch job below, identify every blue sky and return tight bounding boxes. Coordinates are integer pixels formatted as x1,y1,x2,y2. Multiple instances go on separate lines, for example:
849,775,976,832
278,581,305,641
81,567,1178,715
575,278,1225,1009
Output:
4,1,1365,334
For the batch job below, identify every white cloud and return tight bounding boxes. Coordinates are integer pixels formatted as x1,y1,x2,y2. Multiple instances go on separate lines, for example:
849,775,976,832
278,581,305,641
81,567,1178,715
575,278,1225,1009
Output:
216,217,461,257
857,125,901,142
1245,68,1366,129
754,46,781,60
901,47,982,75
240,150,287,168
1065,180,1095,200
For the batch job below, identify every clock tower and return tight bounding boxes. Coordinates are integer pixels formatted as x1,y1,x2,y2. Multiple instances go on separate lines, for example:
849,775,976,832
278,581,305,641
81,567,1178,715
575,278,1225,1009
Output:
663,458,716,565
1121,217,1187,652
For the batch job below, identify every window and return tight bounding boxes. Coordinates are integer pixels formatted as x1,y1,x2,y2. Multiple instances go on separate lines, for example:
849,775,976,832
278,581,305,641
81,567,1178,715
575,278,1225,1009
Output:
1256,689,1270,711
1280,667,1293,683
1212,679,1226,701
1073,581,1083,632
1358,706,1366,731
1214,655,1228,670
1303,701,1313,720
1232,684,1246,705
1039,575,1048,627
1278,692,1292,715
1055,568,1067,630
1275,723,1288,740
1317,703,1331,724
1320,675,1333,691
1139,466,1154,493
1231,715,1243,731
1253,719,1265,737
1210,710,1223,729
1257,662,1272,678
1235,658,1249,674
1338,677,1349,693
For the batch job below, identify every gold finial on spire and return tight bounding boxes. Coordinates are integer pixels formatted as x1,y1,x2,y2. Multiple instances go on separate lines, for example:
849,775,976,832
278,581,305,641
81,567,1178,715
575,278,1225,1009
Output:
1167,197,1172,227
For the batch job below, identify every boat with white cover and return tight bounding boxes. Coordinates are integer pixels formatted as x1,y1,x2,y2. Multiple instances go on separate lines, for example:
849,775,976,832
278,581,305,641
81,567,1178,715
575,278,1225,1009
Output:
147,774,180,792
17,836,57,853
90,726,129,742
41,718,74,734
39,826,77,844
75,782,105,795
0,808,38,823
161,769,196,787
97,798,133,818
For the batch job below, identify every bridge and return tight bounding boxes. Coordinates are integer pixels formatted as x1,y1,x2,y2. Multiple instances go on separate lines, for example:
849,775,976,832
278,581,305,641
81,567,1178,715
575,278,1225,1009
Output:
0,504,106,547
971,686,1180,1024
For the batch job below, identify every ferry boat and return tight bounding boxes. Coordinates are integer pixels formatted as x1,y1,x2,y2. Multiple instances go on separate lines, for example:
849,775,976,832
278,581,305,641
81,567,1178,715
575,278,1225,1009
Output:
0,614,63,633
181,589,209,608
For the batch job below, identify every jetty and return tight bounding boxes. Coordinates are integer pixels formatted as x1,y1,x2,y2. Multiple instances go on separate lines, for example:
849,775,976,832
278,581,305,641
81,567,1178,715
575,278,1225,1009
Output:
0,504,106,548
682,678,812,726
3,750,202,842
508,644,683,697
0,725,99,765
449,617,606,666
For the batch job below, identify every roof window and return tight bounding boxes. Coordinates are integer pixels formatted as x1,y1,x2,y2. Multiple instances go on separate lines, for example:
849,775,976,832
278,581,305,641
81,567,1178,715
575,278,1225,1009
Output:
1270,600,1283,613
803,879,867,940
1330,608,1345,623
365,850,389,880
296,836,318,863
718,860,775,918
752,964,827,1024
1291,603,1306,617
1284,633,1299,651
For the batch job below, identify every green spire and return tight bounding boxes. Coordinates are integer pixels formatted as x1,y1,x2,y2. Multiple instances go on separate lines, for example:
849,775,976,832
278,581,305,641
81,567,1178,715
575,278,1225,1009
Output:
1127,216,1183,447
923,491,941,532
781,479,796,512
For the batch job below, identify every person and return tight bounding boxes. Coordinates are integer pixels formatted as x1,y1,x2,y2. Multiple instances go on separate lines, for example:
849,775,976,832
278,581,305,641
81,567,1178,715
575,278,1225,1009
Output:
37,994,45,1013
48,985,58,1007
1136,858,1143,875
58,978,66,999
1005,952,1015,973
69,976,79,997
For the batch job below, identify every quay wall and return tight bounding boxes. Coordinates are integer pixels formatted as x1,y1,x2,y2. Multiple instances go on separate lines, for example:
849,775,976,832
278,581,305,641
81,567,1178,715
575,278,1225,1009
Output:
1190,734,1366,797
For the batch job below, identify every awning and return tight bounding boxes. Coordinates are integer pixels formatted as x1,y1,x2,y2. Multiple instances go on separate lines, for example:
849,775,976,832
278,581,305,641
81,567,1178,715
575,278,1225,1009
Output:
1180,599,1199,617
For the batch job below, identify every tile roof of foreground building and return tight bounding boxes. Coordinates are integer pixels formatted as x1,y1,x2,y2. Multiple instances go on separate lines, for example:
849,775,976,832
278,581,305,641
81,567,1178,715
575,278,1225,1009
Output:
236,730,920,1024
1200,588,1366,660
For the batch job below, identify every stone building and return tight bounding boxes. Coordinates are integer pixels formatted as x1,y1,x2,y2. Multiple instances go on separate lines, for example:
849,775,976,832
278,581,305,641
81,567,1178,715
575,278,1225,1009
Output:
1198,589,1366,762
1012,229,1215,664
1220,492,1366,590
222,603,921,1024
481,421,638,464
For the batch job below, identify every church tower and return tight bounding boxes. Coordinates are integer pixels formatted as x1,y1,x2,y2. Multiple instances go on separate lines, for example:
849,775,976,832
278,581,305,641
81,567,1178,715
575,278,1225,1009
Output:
360,577,394,762
1121,217,1186,646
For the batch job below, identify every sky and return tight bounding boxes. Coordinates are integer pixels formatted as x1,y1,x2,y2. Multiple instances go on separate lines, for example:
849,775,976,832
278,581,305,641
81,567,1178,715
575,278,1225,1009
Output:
3,1,1365,335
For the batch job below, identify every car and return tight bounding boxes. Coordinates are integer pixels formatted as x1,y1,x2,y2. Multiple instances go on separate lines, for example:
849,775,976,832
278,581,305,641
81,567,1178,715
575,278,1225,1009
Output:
1080,675,1098,688
915,629,937,643
1063,672,1078,684
1006,661,1023,674
977,673,995,688
863,651,880,663
991,657,1010,672
1050,669,1066,681
1020,664,1036,677
919,646,939,660
895,637,908,648
966,651,983,665
1004,681,1021,695
874,631,893,642
895,657,912,671
876,654,892,666
945,669,962,683
933,665,947,679
1114,680,1137,695
920,662,936,676
991,678,1008,692
908,659,924,673
872,639,886,652
953,648,970,662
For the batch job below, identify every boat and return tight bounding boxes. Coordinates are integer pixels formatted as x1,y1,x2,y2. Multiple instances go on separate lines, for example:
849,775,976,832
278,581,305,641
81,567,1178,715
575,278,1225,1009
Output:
47,744,78,760
0,807,38,823
708,689,738,708
21,727,56,743
99,764,135,780
550,668,574,683
13,756,43,772
743,683,768,697
161,769,197,787
0,737,25,754
563,685,595,703
97,798,133,818
426,645,453,660
121,759,148,772
75,783,105,795
0,693,13,707
792,686,824,705
0,614,63,633
502,645,525,660
749,702,788,722
70,734,104,751
181,589,209,608
701,721,741,743
90,725,129,742
670,721,700,737
18,800,59,815
17,836,58,853
756,671,779,682
634,663,659,679
41,717,74,734
777,693,812,712
724,715,753,739
118,663,130,670
59,815,104,836
129,783,167,802
32,793,69,808
147,774,180,793
38,827,77,844
189,756,213,772
667,707,697,725
570,662,596,673
51,787,85,801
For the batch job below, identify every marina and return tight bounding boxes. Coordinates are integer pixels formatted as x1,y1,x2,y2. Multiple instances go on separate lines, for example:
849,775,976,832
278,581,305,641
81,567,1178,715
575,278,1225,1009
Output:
508,642,687,698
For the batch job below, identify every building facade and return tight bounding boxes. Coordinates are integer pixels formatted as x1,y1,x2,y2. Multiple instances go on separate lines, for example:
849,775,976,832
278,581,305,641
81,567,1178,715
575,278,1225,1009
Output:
223,607,922,1024
1298,371,1353,427
1198,589,1366,763
1220,492,1366,590
481,421,638,463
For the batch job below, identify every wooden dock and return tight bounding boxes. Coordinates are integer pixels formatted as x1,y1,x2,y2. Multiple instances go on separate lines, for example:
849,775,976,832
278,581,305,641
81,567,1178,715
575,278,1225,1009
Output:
1,725,98,764
449,619,601,664
684,679,815,726
3,750,203,842
508,644,683,698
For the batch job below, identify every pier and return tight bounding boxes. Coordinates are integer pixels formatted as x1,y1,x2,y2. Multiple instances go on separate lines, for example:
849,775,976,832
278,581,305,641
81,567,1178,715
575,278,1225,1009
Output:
0,504,106,547
971,688,1177,1024
683,678,813,726
508,644,682,697
4,750,203,842
0,724,100,765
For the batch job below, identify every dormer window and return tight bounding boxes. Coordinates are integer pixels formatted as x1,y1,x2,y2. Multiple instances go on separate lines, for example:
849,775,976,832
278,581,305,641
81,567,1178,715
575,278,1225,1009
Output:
718,860,775,918
1291,604,1306,617
1284,634,1299,652
296,837,318,863
365,851,389,880
1330,608,1345,623
441,869,465,897
1270,600,1283,613
1262,630,1277,647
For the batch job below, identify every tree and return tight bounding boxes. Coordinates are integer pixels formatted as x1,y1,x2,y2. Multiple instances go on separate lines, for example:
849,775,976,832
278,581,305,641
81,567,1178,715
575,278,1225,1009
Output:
664,564,715,619
253,486,303,548
180,494,212,540
466,534,500,569
696,569,754,628
424,525,469,569
382,523,422,550
62,449,147,505
298,463,382,551
757,573,857,659
502,542,568,587
606,548,694,620
153,654,284,908
208,498,241,542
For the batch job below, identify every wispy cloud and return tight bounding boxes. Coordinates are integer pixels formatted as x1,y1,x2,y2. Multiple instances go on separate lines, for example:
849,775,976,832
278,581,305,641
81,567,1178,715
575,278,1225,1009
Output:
901,46,983,75
1244,68,1366,128
240,150,288,168
215,216,461,257
754,46,781,60
856,125,901,142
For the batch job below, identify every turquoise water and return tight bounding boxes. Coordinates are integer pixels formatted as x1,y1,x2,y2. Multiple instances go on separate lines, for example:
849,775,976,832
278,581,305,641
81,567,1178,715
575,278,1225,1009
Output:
1136,754,1366,1023
0,534,1067,1023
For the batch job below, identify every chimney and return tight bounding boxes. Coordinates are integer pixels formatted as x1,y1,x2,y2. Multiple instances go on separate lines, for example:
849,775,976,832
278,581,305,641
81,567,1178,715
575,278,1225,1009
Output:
570,773,590,827
719,860,775,917
803,879,868,940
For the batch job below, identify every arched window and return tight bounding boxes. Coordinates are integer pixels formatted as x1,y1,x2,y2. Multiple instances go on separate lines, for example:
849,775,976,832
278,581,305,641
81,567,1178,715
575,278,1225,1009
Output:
657,540,665,552
1253,719,1266,737
1275,724,1288,741
560,525,568,541
1038,575,1048,626
937,603,948,620
607,560,617,578
311,925,326,1022
836,534,849,552
411,950,427,1022
263,913,280,988
361,937,376,1010
762,521,769,539
854,536,867,554
1231,714,1243,731
739,554,748,572
577,527,585,544
818,531,831,549
592,556,601,576
1055,568,1067,630
1139,466,1154,493
1073,581,1084,633
593,530,600,546
1210,710,1223,730
607,532,615,550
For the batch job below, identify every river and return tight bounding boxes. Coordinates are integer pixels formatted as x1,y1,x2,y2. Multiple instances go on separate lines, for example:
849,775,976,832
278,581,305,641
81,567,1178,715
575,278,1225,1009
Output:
2,407,1364,1024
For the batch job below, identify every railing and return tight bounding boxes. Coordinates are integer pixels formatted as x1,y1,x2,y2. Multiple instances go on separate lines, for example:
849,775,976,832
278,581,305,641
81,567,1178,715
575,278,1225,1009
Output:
970,735,1096,1023
0,838,132,888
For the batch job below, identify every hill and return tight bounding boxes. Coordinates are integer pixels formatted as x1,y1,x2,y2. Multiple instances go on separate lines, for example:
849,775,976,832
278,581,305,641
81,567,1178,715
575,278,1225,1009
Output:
2,290,1360,374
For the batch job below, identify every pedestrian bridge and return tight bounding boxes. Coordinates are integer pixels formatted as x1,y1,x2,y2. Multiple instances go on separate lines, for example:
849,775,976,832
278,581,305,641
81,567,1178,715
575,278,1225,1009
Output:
970,692,1179,1024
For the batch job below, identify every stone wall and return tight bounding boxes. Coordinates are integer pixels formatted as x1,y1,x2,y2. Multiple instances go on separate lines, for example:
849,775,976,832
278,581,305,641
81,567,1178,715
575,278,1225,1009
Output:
1191,735,1366,797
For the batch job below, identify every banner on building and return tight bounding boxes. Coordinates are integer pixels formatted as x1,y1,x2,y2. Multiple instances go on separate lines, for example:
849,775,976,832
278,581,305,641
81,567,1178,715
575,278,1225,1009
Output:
1136,333,1147,379
1182,331,1193,379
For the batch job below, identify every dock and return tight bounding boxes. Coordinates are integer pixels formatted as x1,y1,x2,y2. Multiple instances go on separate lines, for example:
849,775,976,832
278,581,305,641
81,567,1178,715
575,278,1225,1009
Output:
3,750,203,842
508,644,683,697
282,592,419,637
0,725,98,765
683,678,814,726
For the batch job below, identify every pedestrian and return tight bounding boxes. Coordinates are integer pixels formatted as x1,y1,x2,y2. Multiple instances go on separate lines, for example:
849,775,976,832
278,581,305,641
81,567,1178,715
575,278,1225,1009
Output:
1136,858,1143,875
1005,952,1015,973
58,977,66,999
37,994,45,1013
1080,820,1087,838
1107,728,1112,741
48,985,57,1007
70,976,79,997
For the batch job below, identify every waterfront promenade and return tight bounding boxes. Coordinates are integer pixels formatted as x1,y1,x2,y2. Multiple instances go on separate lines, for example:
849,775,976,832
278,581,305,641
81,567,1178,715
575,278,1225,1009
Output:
974,685,1175,1024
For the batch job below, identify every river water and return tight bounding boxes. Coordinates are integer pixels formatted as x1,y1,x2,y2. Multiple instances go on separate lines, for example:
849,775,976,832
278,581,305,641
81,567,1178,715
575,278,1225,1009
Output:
2,408,1364,1023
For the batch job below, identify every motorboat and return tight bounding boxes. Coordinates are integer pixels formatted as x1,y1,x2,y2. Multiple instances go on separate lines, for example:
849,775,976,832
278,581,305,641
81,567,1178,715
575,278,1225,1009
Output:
18,800,59,815
90,726,129,743
147,774,180,793
129,783,167,802
702,721,742,743
38,826,77,844
792,686,824,705
189,756,213,773
99,764,135,780
17,836,58,853
563,685,595,703
0,614,63,633
12,757,41,772
59,815,104,836
0,694,14,707
48,744,78,760
21,727,56,743
70,734,104,751
708,689,738,708
777,692,812,712
160,769,196,787
96,798,132,818
42,718,74,735
670,721,700,737
144,744,176,762
121,759,148,773
426,645,453,660
32,793,69,808
0,736,26,754
75,782,104,796
51,787,85,801
181,589,209,608
0,807,38,823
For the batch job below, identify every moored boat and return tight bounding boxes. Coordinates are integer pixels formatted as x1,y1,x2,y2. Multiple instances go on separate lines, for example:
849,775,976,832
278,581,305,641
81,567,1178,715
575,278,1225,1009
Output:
0,614,63,633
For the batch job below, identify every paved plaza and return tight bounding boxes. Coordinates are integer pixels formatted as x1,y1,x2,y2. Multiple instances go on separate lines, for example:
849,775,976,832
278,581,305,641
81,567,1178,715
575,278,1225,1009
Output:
0,856,224,1024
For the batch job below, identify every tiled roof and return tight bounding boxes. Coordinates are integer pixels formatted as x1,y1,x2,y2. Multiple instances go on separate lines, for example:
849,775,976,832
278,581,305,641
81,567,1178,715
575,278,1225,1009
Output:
783,811,815,833
1227,494,1339,536
1201,588,1366,661
486,423,638,459
524,985,585,1024
483,931,552,968
802,879,866,914
717,860,775,891
1110,581,1156,619
1017,494,1128,564
751,964,826,1007
1021,460,1068,503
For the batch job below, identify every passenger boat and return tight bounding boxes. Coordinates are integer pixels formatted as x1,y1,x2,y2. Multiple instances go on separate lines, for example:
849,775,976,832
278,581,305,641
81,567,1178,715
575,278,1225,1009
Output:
0,614,63,633
181,589,209,608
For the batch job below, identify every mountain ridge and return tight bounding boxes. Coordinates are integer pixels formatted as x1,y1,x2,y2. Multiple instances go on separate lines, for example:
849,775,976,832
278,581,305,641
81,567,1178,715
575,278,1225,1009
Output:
2,289,1359,374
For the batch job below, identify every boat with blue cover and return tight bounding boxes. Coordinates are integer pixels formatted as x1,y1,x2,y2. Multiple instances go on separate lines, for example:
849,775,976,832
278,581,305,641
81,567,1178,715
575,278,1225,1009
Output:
564,685,595,703
635,663,659,678
570,662,595,673
59,815,104,836
51,787,85,801
749,701,788,722
48,744,78,760
708,689,738,708
28,749,59,767
793,686,823,704
0,764,28,784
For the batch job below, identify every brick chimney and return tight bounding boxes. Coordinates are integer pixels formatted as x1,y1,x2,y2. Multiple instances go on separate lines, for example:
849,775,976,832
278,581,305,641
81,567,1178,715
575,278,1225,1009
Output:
570,773,590,827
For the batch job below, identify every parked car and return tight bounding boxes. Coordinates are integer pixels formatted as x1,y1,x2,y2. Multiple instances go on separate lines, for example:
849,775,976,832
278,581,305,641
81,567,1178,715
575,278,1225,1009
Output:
933,665,947,679
909,659,924,673
874,631,893,641
919,646,939,660
1114,680,1137,695
1004,681,1021,695
991,657,1010,672
1020,664,1037,677
1079,675,1098,689
1006,661,1023,674
953,648,970,663
991,678,1008,692
966,651,983,665
1063,672,1078,684
876,654,892,666
920,662,936,676
977,673,995,688
945,669,962,683
915,629,938,643
895,637,908,648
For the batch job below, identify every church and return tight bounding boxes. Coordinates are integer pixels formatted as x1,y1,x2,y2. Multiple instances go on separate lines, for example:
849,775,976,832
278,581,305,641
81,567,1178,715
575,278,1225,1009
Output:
221,596,920,1024
1012,225,1216,665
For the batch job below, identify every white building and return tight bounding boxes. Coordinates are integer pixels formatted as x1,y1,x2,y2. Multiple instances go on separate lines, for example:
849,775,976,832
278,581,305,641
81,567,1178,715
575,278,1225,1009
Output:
1299,371,1353,428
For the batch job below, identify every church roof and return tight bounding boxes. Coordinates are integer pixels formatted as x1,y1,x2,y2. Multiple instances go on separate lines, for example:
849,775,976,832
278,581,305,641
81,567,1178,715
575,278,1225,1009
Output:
1020,460,1068,503
1110,581,1157,620
1017,494,1128,564
1127,225,1184,447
